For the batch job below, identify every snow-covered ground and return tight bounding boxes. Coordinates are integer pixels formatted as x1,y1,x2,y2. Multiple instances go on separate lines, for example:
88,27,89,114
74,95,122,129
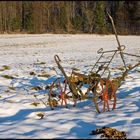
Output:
0,34,139,139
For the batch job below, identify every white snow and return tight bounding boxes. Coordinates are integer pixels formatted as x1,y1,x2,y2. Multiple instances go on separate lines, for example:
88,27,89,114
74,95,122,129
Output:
0,33,140,139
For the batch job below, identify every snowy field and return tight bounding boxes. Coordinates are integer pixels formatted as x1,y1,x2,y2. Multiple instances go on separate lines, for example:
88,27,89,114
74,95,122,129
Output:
0,34,140,139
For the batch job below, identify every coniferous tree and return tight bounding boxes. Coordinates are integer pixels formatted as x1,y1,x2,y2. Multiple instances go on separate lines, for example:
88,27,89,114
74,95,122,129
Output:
0,1,139,34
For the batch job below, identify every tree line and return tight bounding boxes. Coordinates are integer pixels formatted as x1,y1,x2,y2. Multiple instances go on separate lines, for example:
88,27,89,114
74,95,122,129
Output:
0,1,139,34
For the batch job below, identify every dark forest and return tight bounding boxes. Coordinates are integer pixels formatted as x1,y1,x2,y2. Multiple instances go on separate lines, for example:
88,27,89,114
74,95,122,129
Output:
0,1,139,34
